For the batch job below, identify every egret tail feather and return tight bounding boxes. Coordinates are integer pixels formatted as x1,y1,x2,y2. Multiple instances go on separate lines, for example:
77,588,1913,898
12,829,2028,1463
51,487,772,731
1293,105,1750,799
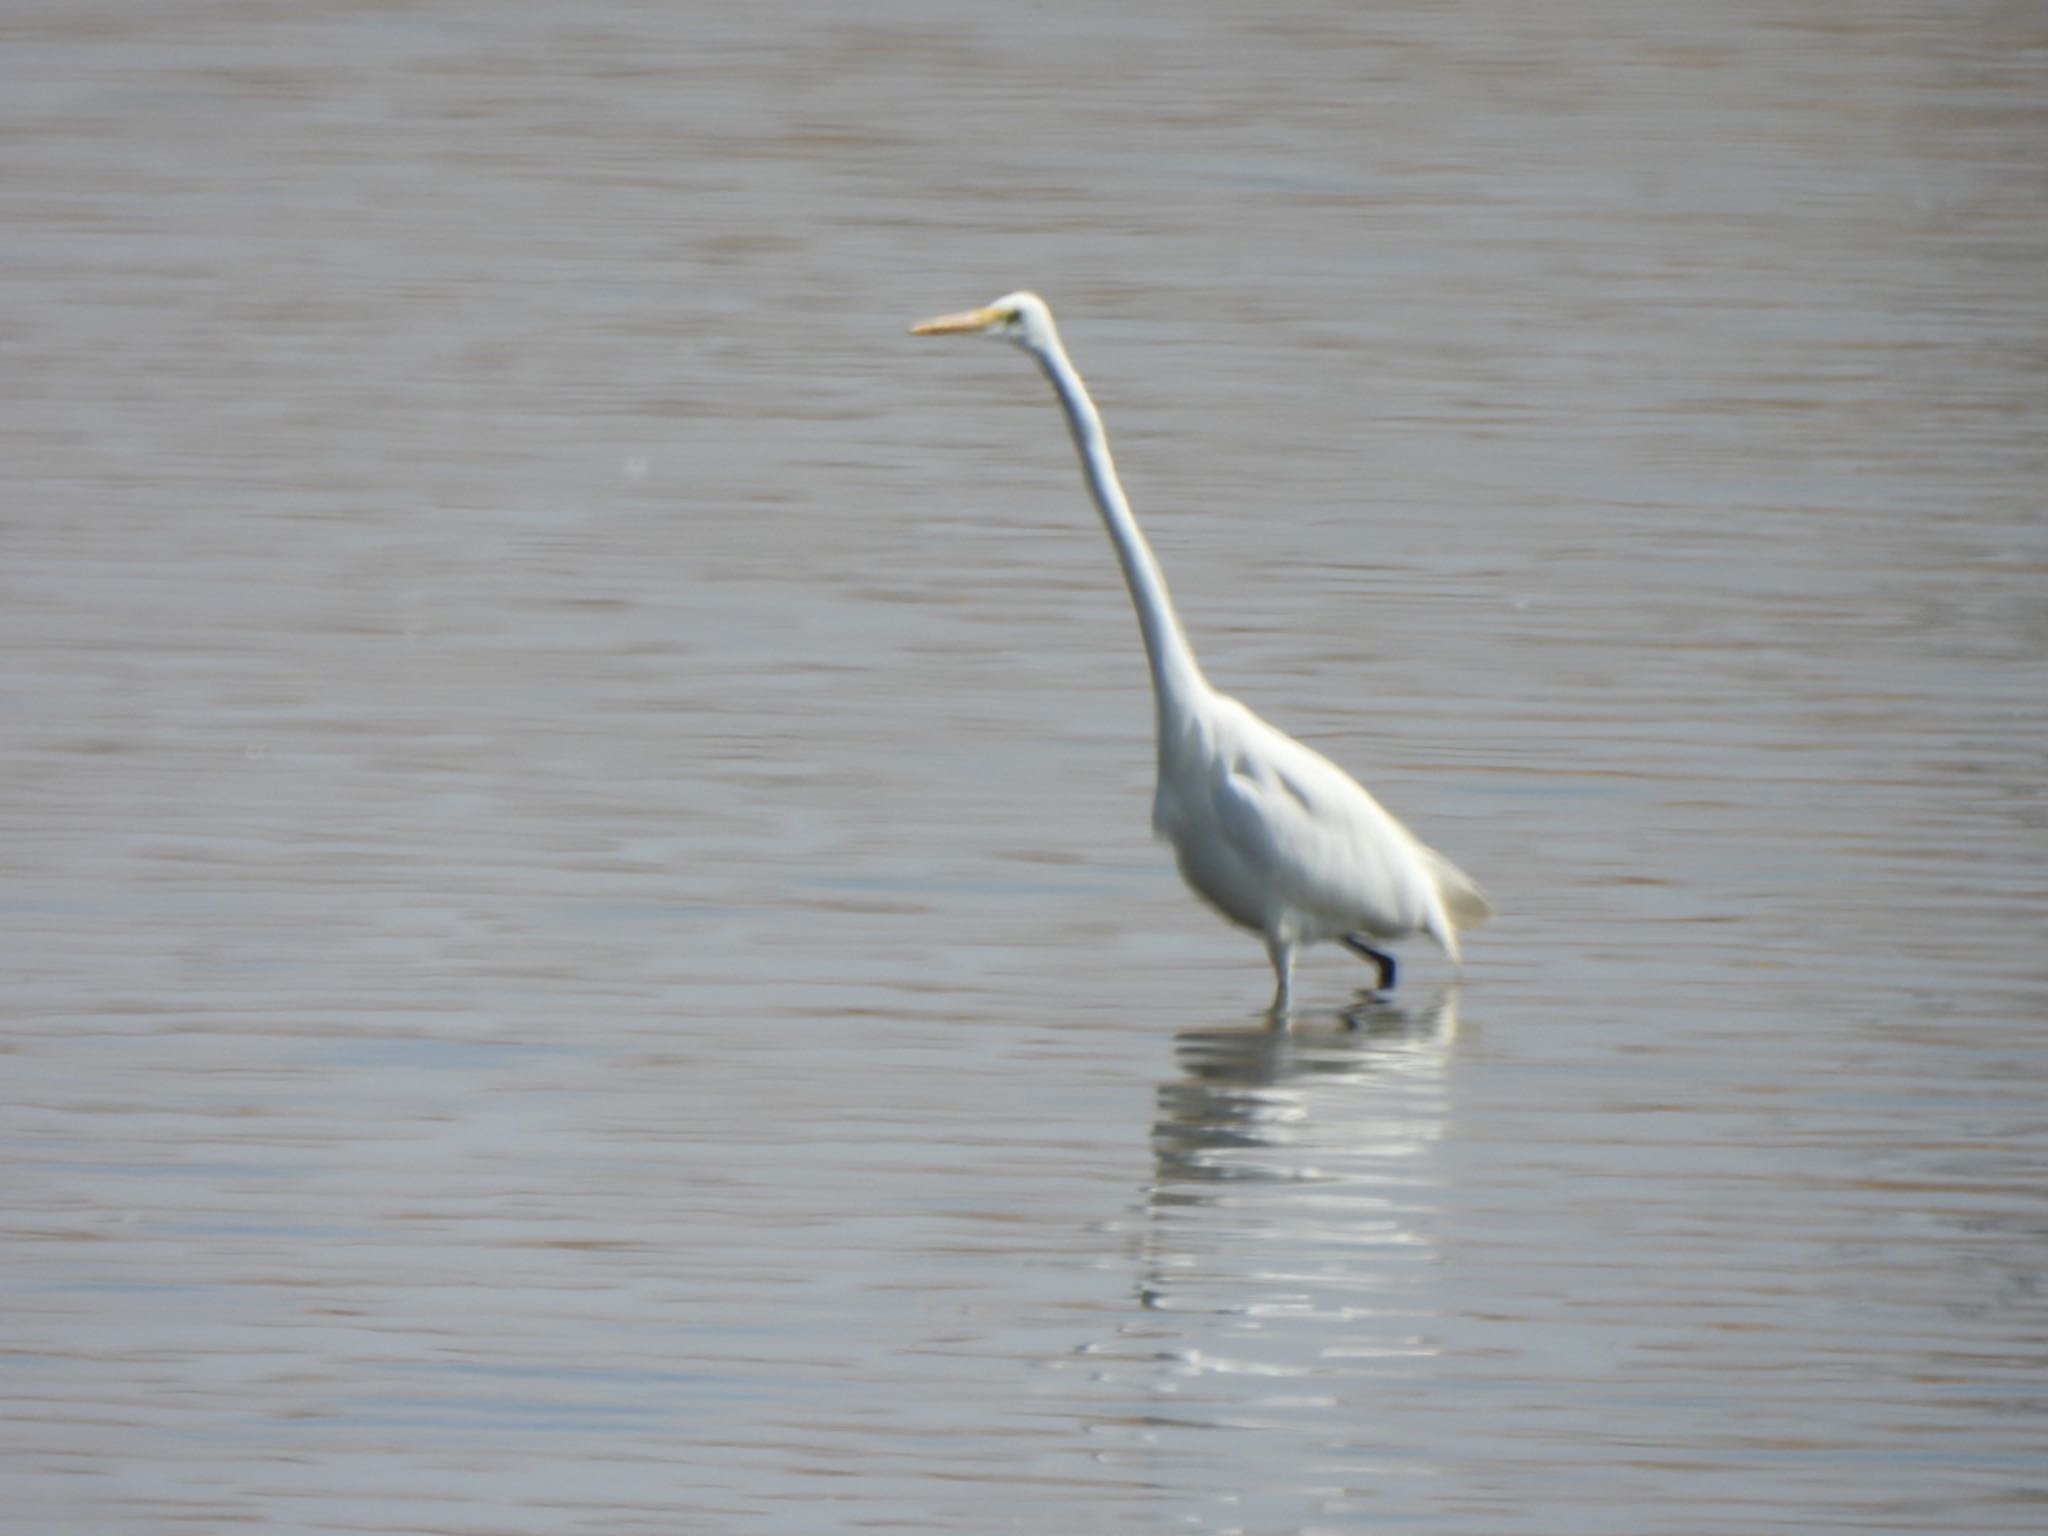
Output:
1424,845,1494,928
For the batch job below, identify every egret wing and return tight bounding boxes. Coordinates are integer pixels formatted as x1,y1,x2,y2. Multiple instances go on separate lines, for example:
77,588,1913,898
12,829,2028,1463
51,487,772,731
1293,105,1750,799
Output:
1202,725,1423,932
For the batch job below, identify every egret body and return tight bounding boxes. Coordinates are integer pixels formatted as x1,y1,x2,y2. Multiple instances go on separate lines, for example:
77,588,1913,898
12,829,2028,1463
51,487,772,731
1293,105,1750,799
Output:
912,292,1490,1017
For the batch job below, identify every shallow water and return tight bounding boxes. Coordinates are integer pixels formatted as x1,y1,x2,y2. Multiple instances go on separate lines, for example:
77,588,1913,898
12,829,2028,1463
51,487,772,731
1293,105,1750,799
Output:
3,1,2045,1532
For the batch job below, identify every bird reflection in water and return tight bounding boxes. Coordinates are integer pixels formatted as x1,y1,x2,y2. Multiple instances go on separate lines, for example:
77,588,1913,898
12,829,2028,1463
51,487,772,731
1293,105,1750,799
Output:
1055,992,1461,1478
1141,988,1461,1318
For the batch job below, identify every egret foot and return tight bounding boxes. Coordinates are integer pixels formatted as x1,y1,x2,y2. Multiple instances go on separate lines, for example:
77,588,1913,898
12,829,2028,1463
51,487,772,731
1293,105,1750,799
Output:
1340,935,1397,992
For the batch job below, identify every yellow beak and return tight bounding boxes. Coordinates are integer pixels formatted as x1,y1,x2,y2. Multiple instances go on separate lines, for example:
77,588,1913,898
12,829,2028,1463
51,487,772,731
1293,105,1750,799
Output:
909,306,1002,336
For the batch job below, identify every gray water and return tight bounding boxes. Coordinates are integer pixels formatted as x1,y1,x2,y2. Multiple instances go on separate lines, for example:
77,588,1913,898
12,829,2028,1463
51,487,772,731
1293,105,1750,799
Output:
4,2,2045,1532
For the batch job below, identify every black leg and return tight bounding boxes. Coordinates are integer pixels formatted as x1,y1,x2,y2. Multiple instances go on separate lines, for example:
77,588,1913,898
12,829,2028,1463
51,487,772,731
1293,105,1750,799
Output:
1340,934,1397,992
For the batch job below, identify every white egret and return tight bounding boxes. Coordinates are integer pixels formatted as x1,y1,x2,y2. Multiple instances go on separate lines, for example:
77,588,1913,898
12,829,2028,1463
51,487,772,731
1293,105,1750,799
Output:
911,292,1490,1017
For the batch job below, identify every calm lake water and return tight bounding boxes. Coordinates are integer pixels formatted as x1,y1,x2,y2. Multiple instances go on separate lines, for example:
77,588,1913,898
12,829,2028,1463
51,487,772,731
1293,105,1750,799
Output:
3,1,2044,1532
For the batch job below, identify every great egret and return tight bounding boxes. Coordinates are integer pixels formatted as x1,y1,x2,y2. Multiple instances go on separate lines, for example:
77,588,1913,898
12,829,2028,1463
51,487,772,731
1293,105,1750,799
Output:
911,291,1491,1017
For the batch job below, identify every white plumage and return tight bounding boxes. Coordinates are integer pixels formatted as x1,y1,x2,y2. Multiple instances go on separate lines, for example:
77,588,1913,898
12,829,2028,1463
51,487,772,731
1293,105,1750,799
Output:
913,291,1490,1017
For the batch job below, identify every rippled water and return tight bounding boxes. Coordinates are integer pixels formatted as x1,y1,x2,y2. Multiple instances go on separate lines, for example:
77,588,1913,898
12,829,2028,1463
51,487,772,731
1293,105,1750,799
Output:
4,1,2044,1532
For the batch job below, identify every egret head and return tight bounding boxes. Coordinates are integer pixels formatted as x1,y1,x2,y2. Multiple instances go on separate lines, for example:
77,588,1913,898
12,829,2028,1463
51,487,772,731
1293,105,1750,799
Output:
910,290,1056,352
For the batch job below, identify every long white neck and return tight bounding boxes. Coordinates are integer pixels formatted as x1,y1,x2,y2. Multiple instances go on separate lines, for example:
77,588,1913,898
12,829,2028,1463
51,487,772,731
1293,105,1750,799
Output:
1025,334,1209,725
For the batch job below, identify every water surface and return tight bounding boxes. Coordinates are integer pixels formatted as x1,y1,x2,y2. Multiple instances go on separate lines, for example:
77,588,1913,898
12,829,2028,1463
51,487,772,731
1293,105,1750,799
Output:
3,2,2044,1532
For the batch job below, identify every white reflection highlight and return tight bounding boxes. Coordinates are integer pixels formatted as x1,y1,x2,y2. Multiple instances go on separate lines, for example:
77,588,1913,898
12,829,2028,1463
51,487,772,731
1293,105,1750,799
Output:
1059,990,1461,1456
